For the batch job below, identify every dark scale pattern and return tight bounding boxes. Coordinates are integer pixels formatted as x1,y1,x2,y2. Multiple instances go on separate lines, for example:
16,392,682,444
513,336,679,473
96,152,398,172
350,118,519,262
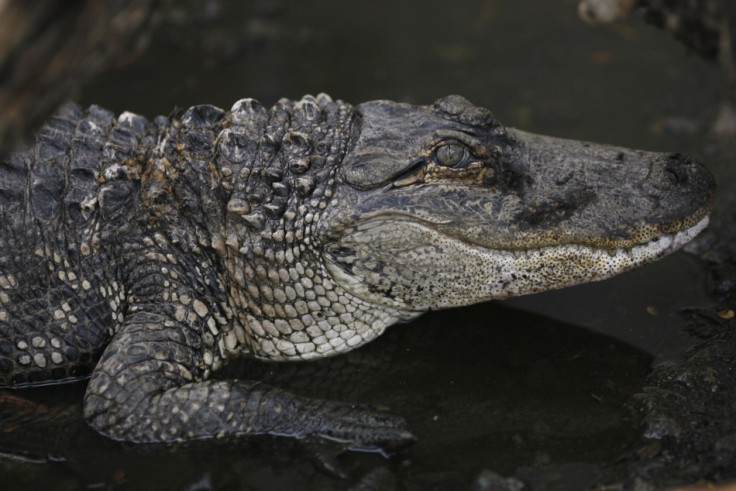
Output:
0,92,714,451
214,95,394,363
0,94,413,449
0,103,138,388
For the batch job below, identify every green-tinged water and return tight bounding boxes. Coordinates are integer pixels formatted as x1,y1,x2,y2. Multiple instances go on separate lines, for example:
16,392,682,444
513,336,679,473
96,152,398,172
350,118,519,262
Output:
3,0,732,489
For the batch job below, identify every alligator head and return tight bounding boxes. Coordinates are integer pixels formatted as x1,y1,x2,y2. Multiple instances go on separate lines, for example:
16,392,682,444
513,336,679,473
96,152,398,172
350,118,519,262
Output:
222,95,714,360
319,95,714,312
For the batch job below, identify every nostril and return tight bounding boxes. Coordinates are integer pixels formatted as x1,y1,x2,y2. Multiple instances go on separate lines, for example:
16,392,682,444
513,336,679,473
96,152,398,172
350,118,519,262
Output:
663,154,690,185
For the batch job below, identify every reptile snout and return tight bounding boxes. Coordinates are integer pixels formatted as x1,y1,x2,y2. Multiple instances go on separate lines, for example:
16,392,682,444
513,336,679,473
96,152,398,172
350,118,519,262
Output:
663,153,692,185
649,153,713,188
644,153,715,218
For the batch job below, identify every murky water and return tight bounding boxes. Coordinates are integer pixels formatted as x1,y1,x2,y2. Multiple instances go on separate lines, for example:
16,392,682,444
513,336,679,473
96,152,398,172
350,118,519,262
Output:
2,0,730,489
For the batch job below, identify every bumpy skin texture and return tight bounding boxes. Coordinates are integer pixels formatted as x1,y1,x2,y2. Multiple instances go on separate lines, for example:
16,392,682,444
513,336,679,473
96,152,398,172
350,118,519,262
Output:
0,94,714,450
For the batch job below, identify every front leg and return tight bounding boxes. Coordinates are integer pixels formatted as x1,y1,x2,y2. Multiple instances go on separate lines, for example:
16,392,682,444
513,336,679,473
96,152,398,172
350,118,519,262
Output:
82,298,414,452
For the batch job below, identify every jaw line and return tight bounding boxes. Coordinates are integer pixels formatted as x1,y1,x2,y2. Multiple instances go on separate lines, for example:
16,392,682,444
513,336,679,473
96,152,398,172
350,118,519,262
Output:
467,214,711,300
352,210,710,255
326,214,710,310
477,214,710,265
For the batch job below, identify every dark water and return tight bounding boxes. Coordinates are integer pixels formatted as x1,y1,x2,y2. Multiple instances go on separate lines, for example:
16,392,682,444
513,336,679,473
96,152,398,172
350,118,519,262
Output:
2,0,731,489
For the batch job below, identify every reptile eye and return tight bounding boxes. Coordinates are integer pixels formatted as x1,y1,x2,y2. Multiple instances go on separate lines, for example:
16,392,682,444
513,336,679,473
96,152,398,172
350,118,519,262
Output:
435,143,468,167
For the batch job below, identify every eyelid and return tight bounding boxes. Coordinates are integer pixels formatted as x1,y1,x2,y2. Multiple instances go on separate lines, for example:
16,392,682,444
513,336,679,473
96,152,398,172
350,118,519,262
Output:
433,130,488,158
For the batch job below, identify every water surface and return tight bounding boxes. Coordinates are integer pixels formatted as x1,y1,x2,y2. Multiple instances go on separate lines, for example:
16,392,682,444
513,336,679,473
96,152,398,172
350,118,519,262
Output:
2,0,729,489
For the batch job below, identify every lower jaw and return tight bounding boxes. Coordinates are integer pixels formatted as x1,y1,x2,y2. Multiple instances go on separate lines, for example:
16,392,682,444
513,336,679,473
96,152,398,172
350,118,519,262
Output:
475,214,711,300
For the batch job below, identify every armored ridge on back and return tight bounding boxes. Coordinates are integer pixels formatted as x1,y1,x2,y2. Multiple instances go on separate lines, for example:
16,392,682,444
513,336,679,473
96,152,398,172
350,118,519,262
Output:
0,94,714,451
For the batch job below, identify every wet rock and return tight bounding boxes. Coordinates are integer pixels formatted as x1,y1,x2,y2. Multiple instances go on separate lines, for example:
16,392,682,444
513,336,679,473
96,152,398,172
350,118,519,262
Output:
641,413,682,441
471,470,525,491
348,467,399,491
715,433,736,454
626,301,736,485
515,463,603,491
182,473,213,491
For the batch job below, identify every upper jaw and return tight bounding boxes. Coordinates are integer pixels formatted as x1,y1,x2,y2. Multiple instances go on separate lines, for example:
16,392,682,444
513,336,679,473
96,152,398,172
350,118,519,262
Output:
414,129,716,252
335,104,716,255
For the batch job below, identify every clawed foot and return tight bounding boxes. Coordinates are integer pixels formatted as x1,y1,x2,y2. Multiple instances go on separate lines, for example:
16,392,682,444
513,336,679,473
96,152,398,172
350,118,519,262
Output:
311,403,416,456
298,407,413,479
250,382,416,455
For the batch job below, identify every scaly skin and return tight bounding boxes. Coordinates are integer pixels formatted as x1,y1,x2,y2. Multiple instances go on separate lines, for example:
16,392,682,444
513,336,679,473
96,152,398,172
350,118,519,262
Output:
0,94,715,451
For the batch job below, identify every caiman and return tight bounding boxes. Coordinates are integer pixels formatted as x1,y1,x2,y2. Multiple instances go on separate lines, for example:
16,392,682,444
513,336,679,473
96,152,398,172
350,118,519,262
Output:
0,94,715,452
